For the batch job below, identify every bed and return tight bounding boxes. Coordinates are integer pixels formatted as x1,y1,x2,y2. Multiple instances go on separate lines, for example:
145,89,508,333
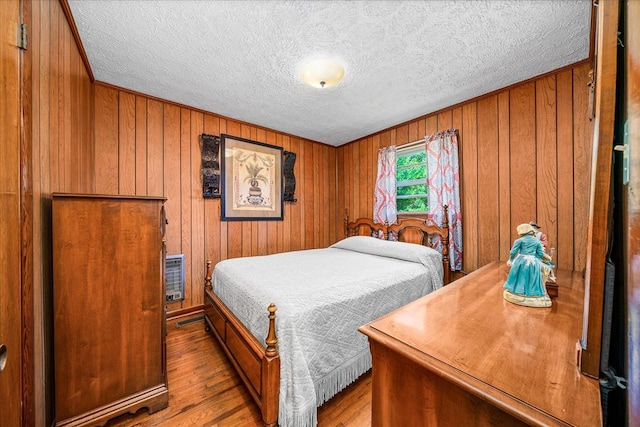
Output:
203,210,451,427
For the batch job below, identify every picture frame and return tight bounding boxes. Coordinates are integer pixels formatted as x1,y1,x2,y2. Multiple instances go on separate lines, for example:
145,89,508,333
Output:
221,134,284,221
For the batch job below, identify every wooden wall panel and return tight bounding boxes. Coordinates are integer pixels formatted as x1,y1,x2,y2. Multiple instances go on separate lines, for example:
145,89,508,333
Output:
498,93,512,261
358,141,368,230
321,144,329,245
135,97,148,195
397,124,409,145
147,100,164,196
329,144,337,243
94,85,118,194
461,103,479,271
304,140,315,248
313,142,321,248
337,62,594,274
337,137,346,234
509,82,537,232
118,92,136,195
191,112,206,307
48,0,60,192
350,142,361,218
31,1,95,425
179,108,193,312
425,115,438,136
163,104,181,255
536,75,558,258
572,65,593,271
60,7,69,190
93,83,337,311
337,144,350,224
438,110,453,131
342,143,351,224
477,96,499,266
408,121,419,141
556,71,575,270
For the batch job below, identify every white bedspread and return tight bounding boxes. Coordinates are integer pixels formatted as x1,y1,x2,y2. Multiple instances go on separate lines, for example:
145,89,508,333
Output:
212,236,443,427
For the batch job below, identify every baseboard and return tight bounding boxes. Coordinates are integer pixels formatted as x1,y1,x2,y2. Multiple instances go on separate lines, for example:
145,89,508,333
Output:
166,304,204,321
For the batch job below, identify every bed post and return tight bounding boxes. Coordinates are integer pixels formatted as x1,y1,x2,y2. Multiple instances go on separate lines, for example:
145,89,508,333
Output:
265,303,278,357
262,303,280,427
442,205,451,285
205,259,212,291
344,208,349,237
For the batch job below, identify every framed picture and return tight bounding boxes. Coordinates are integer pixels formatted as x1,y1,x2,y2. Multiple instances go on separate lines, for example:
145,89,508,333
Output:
221,134,284,221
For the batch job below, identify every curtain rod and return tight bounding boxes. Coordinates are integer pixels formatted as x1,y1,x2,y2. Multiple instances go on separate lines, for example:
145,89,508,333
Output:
396,128,457,150
397,138,425,150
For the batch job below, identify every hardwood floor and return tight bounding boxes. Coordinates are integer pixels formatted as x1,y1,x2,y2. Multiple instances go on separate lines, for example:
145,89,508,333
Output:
104,316,372,427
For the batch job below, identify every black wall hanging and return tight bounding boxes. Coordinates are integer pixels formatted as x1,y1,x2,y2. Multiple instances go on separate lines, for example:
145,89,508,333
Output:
283,151,297,202
201,133,221,198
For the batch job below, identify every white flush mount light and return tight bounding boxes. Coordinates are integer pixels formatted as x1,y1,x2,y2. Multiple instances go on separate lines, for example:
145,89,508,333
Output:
300,58,345,89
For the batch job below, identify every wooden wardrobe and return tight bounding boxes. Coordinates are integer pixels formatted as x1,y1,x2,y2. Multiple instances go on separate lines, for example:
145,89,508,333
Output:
52,194,168,426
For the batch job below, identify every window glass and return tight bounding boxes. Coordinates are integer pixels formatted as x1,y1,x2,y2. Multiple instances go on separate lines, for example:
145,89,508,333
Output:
396,146,428,213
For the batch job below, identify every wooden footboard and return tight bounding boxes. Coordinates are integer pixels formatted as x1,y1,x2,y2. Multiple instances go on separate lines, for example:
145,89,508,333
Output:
203,261,280,427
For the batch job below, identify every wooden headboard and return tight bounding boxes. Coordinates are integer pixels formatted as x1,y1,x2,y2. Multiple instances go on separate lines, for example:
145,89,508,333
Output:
344,217,387,238
344,206,451,285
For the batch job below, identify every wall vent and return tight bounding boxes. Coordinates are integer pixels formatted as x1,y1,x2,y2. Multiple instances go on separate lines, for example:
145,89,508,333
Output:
165,254,185,302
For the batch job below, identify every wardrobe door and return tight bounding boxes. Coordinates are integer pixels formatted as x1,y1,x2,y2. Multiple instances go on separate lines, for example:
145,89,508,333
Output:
52,194,168,426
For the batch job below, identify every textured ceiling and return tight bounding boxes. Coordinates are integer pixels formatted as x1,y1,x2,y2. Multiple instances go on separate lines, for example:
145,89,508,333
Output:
67,1,592,147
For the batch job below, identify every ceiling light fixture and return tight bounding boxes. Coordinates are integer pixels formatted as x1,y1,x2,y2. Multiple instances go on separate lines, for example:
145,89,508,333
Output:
300,58,345,89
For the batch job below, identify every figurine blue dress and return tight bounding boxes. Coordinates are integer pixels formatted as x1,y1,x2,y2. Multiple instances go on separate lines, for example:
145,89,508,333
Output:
503,223,552,307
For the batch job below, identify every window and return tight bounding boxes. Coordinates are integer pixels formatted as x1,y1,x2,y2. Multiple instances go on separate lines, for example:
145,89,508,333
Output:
396,145,428,214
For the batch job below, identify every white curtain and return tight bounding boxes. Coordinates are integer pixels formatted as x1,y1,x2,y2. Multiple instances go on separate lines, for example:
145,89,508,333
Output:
373,146,397,225
426,130,463,271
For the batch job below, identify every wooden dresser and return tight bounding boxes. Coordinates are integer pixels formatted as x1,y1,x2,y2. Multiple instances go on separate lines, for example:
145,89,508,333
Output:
52,194,168,426
359,261,601,426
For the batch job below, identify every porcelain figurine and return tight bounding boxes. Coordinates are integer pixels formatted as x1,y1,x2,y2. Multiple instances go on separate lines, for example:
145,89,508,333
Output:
503,223,553,308
529,221,548,249
529,220,556,284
